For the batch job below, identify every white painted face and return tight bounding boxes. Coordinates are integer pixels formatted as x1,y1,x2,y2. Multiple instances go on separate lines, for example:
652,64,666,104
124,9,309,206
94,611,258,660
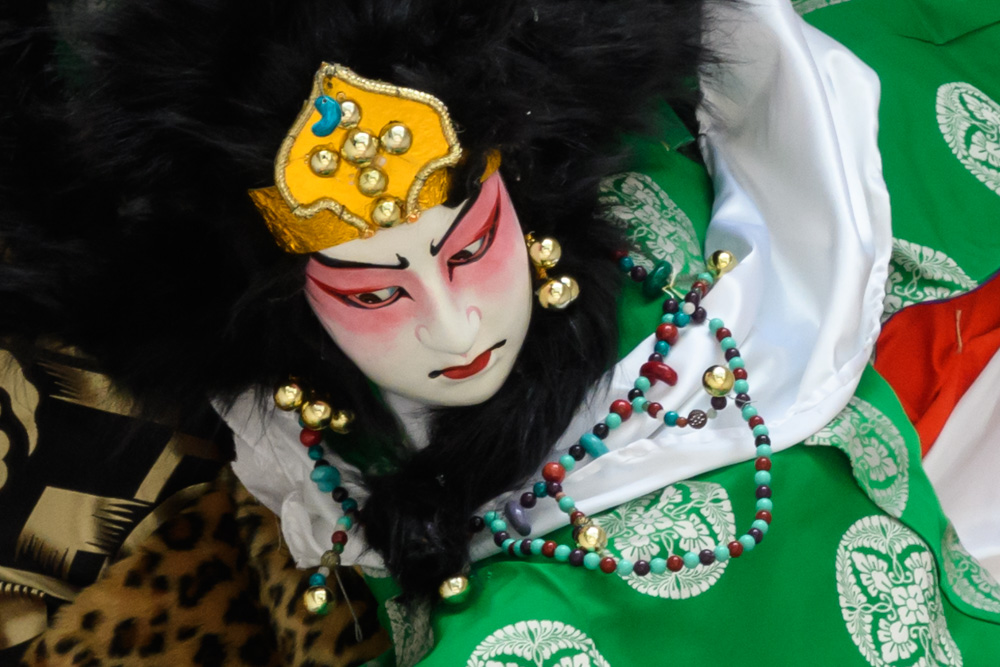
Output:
305,173,533,407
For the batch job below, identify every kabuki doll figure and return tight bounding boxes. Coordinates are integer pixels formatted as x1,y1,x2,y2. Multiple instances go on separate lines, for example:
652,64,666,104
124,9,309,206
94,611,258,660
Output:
2,0,1000,664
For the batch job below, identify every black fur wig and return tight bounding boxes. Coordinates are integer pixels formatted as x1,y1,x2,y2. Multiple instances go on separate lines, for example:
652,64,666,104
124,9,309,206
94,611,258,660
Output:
1,0,715,598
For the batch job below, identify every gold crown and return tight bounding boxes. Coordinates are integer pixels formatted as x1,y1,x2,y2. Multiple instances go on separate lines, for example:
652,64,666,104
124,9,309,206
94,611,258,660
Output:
250,64,492,254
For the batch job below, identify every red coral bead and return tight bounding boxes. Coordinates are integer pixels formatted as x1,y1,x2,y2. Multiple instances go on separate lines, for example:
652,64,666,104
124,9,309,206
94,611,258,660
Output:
639,362,678,386
542,462,566,483
755,457,771,471
691,280,709,295
612,249,629,260
599,557,618,574
733,367,748,380
756,510,772,524
570,511,586,524
655,323,679,344
300,429,323,446
331,531,348,545
610,399,633,420
728,541,744,558
715,327,732,342
667,555,684,572
542,541,558,557
675,417,688,428
748,416,764,429
647,402,663,418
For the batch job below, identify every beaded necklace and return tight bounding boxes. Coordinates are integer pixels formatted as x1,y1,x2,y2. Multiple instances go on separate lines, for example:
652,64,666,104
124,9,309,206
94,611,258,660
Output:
277,250,772,613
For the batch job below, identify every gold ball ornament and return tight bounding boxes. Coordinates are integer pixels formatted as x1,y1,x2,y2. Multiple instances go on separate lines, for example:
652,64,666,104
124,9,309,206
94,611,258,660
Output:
702,365,736,397
303,586,333,615
274,383,305,411
575,523,608,552
371,197,404,228
536,276,580,310
438,575,471,605
707,250,738,277
308,147,339,177
340,128,379,166
301,400,334,430
379,122,413,155
357,166,388,197
528,237,562,269
328,409,355,435
339,99,361,128
320,550,341,569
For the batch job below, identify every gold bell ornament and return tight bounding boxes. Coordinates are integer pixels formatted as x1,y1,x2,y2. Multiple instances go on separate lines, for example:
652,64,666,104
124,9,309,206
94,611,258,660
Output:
438,575,472,605
525,233,581,310
707,250,738,277
702,365,736,397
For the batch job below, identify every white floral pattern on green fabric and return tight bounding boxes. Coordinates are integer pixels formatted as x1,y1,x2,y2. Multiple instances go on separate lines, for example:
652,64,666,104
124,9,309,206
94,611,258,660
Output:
792,0,853,16
882,238,977,320
385,597,434,667
806,397,910,518
594,482,735,599
598,172,705,276
937,82,1000,195
837,516,963,667
467,620,610,667
942,523,1000,614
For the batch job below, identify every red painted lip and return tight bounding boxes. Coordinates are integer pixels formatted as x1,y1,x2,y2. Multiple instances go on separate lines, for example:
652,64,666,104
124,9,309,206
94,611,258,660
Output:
431,340,506,380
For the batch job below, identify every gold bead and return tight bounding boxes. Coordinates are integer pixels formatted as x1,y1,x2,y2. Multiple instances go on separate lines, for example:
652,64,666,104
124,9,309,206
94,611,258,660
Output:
308,147,339,177
536,276,580,310
274,383,305,411
438,575,471,605
575,524,608,552
702,365,735,397
528,237,562,269
356,166,388,197
339,99,361,128
303,586,333,615
379,122,413,155
707,250,738,277
340,128,379,166
328,409,355,435
320,550,341,569
301,400,334,430
572,514,590,527
371,197,404,228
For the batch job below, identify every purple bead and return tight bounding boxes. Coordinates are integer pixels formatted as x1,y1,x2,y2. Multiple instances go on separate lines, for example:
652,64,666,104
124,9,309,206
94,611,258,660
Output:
546,481,562,496
691,307,707,324
627,388,644,400
710,396,727,410
633,560,651,576
725,348,741,361
687,410,708,429
684,291,700,306
505,500,532,536
735,393,751,408
593,423,609,439
630,265,648,282
749,528,764,543
647,353,664,363
519,492,537,509
569,549,586,567
469,516,485,533
332,486,349,502
507,541,518,556
662,299,679,314
756,435,771,446
699,549,715,565
520,539,533,555
756,485,772,499
494,531,510,546
568,444,586,461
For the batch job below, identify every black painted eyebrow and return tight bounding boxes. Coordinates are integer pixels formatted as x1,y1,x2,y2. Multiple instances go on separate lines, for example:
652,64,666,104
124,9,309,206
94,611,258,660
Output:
310,252,410,270
429,196,480,257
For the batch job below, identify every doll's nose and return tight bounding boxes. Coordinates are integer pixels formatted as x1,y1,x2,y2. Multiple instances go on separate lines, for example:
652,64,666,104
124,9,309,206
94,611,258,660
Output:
414,294,481,356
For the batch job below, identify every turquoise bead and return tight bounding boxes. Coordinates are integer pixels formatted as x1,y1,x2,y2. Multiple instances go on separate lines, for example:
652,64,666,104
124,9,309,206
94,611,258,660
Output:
337,515,353,530
484,510,498,523
752,519,769,535
741,405,758,421
655,340,670,355
709,318,725,333
729,357,745,369
720,337,737,350
634,377,651,392
584,552,601,570
714,545,730,562
683,552,700,569
661,313,675,324
560,454,576,471
309,573,327,587
674,312,691,327
341,498,358,512
756,444,772,457
316,480,335,493
533,482,548,498
554,545,572,562
734,379,749,394
558,496,576,513
696,271,715,285
631,397,648,413
752,424,769,437
754,470,771,486
619,256,635,271
310,466,337,483
491,519,508,534
502,538,515,552
606,413,622,429
531,539,545,556
308,445,324,461
664,411,679,426
617,559,634,576
650,558,667,574
581,433,609,458
756,498,773,511
739,535,756,551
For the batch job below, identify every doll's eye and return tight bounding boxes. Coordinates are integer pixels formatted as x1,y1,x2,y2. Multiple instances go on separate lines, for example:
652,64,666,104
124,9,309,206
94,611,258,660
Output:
447,221,497,277
344,286,407,309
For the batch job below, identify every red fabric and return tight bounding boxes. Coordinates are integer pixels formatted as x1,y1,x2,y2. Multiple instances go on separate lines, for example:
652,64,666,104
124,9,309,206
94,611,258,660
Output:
875,272,1000,456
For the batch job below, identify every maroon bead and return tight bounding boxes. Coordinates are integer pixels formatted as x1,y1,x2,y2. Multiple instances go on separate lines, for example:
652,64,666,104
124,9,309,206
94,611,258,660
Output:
756,485,772,499
666,555,684,572
691,307,707,324
655,323,679,344
735,393,751,408
332,486,349,502
542,541,558,557
610,399,633,420
546,481,562,496
627,388,644,401
630,265,648,282
469,516,485,533
639,361,678,386
508,541,518,556
593,423,610,439
691,280,709,295
647,353,664,363
633,560,651,576
675,416,688,428
568,444,586,461
755,435,771,446
749,528,764,543
647,402,663,418
542,462,566,483
494,531,510,546
520,492,537,508
711,396,727,410
331,531,348,545
570,511,586,525
733,367,748,380
569,549,586,567
699,549,715,565
724,348,741,361
715,327,732,342
520,539,533,555
612,249,629,261
755,457,771,471
687,410,708,429
684,291,700,306
300,429,323,446
728,541,744,558
756,510,773,524
662,298,679,314
748,415,764,429
599,557,618,574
